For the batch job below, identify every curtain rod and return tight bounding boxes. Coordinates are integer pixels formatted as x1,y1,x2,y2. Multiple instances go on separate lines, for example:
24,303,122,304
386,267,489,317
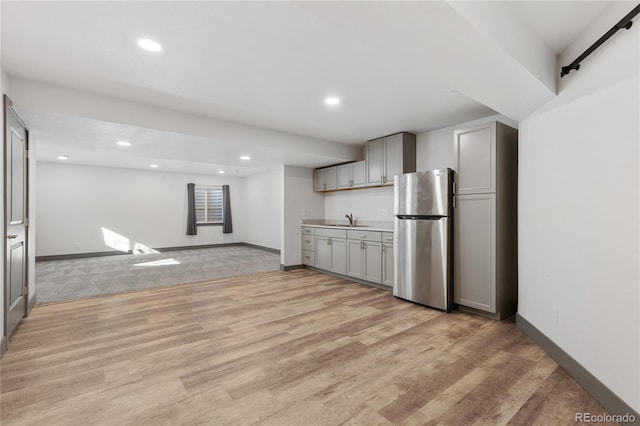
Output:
560,3,640,78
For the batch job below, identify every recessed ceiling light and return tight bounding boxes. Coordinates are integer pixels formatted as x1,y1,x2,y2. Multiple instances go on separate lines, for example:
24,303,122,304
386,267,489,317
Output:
117,141,131,147
57,155,69,160
218,170,225,174
240,156,250,160
324,97,341,105
150,164,158,168
137,38,162,52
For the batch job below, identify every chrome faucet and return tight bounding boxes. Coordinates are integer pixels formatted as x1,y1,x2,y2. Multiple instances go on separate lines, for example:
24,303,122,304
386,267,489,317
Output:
345,214,354,227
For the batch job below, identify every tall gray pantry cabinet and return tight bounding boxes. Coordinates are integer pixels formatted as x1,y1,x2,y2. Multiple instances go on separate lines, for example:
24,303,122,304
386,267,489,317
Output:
453,121,518,320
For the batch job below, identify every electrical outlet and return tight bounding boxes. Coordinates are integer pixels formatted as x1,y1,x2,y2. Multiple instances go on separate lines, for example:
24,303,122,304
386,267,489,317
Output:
301,208,307,217
382,209,388,216
552,306,559,324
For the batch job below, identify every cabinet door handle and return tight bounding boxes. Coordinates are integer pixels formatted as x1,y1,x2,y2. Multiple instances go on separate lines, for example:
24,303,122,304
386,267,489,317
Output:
358,234,366,238
328,238,331,245
385,237,393,241
305,239,310,243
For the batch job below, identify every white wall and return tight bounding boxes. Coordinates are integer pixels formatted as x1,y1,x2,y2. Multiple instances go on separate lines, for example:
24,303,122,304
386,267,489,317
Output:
242,169,281,250
324,186,394,223
36,162,245,256
518,2,639,411
281,166,324,266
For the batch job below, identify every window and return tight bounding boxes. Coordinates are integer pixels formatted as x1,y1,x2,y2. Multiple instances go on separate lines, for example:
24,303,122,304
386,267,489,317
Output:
195,185,223,225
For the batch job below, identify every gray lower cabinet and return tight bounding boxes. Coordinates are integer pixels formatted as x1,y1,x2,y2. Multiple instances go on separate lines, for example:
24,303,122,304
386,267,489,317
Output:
315,235,346,275
329,238,346,275
347,240,382,283
301,232,315,267
315,236,331,270
381,232,394,287
453,121,518,320
303,227,393,288
362,242,382,283
454,194,496,312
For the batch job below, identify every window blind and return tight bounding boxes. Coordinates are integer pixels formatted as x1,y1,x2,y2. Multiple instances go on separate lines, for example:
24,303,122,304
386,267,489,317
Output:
195,185,223,224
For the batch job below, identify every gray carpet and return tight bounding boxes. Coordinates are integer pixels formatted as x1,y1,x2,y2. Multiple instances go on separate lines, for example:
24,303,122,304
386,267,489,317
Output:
35,246,281,304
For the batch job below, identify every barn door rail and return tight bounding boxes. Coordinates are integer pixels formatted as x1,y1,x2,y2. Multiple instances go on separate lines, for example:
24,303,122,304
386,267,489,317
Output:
560,4,640,78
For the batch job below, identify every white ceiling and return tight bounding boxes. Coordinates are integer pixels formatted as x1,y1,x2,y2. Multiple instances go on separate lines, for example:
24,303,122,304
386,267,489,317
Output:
508,1,611,54
0,1,615,175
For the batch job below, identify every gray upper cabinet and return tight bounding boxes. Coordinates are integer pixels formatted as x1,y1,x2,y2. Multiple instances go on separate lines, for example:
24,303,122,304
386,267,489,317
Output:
453,121,518,320
365,138,384,186
454,122,496,195
337,164,351,189
337,161,366,190
324,166,337,191
313,169,324,192
366,132,416,187
313,166,338,192
351,161,365,188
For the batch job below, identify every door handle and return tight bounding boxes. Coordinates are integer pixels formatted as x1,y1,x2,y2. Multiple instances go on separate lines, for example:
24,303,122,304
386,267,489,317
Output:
7,234,18,239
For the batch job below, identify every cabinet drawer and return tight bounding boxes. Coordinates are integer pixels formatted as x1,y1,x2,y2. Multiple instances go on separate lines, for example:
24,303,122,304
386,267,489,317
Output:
302,227,315,235
314,228,347,238
382,232,394,244
302,250,315,266
301,235,315,251
347,230,381,242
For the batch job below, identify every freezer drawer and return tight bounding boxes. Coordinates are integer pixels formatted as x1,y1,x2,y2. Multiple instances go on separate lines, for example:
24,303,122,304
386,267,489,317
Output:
393,217,451,311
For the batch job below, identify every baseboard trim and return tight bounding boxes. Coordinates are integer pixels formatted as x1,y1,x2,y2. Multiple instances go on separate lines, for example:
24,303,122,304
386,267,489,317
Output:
459,305,506,321
516,313,639,423
156,243,244,252
243,243,280,254
27,295,36,316
0,336,6,358
36,242,280,262
36,250,132,261
305,266,393,292
280,264,304,271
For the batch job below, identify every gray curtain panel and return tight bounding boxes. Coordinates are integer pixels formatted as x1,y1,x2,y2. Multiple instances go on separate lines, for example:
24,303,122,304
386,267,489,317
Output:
186,183,197,235
222,184,233,234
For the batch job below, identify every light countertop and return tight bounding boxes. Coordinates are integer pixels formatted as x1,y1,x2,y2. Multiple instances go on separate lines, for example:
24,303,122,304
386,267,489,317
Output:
301,224,393,232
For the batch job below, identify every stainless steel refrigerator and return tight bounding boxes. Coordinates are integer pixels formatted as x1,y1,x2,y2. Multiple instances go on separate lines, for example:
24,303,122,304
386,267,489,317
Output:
393,169,453,311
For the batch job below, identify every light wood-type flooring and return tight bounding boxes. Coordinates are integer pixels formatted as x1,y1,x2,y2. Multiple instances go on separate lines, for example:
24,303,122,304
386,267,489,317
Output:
1,269,610,425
